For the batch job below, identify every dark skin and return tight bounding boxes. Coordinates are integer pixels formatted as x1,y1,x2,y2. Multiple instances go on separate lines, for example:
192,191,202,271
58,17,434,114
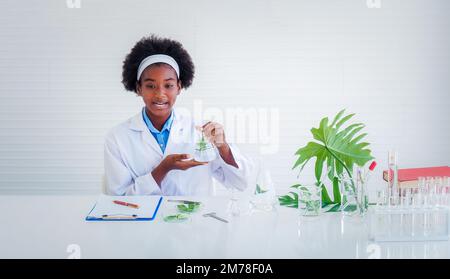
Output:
136,64,238,187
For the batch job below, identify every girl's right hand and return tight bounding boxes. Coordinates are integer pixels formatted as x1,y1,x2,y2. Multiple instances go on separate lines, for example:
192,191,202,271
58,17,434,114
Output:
161,154,207,171
152,154,207,187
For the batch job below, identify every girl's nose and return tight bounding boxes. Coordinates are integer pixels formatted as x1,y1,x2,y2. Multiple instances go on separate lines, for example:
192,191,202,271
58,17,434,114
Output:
155,91,167,98
154,86,165,95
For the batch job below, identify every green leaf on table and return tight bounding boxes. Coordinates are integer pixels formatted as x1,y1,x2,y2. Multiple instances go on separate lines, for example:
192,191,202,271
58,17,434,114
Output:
342,204,357,213
163,214,189,222
324,203,342,212
177,203,201,213
278,190,298,208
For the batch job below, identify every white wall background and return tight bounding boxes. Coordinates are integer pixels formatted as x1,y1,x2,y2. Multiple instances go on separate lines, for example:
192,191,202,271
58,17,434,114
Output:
0,0,449,196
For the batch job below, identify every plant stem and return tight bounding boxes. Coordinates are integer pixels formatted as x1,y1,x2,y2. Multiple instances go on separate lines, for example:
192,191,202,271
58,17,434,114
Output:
325,147,356,193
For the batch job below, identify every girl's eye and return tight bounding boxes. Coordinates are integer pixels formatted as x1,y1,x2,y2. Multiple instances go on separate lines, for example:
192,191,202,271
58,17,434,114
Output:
165,84,174,89
146,84,156,89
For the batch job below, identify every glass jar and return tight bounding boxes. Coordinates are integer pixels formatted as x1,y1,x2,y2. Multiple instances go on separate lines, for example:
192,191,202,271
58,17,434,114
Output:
339,168,368,217
298,183,322,217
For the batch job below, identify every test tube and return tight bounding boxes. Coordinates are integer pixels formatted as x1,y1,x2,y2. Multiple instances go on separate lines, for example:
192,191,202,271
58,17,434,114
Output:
411,187,418,237
434,176,443,206
412,187,420,208
376,187,386,208
406,188,412,208
426,177,435,207
387,151,399,206
417,177,426,207
417,177,426,236
444,177,450,206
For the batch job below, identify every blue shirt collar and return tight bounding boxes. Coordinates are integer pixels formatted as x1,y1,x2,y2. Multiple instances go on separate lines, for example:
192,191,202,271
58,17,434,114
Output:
142,108,174,134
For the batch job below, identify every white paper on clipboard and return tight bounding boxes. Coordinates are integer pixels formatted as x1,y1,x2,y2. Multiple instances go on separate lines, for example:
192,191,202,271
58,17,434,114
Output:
86,194,162,220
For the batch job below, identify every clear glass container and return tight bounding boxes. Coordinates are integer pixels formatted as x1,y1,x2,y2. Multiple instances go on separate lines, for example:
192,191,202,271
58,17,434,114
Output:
339,174,358,215
249,159,277,213
339,168,369,216
298,183,322,217
193,132,216,162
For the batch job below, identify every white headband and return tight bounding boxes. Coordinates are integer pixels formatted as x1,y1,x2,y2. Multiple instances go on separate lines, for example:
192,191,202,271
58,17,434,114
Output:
137,54,180,81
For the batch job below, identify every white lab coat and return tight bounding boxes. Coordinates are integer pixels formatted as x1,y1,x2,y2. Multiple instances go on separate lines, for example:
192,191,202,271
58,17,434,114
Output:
104,109,252,196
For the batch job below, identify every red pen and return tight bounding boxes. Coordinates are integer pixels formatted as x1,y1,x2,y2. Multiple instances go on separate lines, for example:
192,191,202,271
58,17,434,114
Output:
113,200,140,209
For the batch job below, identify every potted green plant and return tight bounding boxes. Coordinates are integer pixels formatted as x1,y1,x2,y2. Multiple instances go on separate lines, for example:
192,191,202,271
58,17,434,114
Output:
278,109,374,211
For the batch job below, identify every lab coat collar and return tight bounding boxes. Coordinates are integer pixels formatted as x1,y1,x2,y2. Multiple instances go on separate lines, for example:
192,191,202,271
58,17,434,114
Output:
129,112,146,132
128,111,162,156
128,109,184,156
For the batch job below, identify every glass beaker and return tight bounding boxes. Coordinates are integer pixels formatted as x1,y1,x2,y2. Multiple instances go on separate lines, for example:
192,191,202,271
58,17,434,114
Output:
193,130,216,162
227,187,241,217
339,169,368,216
339,174,357,215
298,183,322,217
249,159,277,212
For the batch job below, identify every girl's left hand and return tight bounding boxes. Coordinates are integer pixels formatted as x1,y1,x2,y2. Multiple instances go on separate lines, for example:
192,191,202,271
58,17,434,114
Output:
199,121,239,168
200,121,227,149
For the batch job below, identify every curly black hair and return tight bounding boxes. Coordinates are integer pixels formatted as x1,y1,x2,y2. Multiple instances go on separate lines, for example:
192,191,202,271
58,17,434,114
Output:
122,35,195,93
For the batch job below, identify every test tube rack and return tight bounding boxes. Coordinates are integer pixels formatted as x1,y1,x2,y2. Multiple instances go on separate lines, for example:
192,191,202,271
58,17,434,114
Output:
370,205,450,242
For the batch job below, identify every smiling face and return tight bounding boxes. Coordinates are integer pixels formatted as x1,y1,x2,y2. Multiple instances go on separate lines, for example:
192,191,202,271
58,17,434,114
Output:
136,63,181,123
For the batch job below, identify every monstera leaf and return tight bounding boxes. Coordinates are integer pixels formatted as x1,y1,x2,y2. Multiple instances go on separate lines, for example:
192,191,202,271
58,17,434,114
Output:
279,109,374,208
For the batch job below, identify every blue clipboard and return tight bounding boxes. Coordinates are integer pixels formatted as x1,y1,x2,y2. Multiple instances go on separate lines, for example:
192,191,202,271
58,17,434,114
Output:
85,196,163,221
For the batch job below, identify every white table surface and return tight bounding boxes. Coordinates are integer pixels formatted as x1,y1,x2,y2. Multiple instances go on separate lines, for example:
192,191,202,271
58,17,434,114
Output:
0,195,449,259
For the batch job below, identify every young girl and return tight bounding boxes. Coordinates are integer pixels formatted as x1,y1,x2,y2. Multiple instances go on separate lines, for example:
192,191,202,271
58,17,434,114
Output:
104,35,251,195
